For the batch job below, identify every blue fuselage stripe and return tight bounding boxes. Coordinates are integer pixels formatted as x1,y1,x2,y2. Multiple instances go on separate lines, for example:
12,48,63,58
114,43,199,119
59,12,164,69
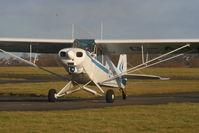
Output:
86,53,109,73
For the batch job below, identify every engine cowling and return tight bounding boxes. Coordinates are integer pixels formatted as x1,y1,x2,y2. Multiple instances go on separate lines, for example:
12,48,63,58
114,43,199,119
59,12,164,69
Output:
58,48,86,74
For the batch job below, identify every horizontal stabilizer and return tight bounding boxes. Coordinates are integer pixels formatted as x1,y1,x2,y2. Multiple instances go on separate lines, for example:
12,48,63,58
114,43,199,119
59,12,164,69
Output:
122,74,170,80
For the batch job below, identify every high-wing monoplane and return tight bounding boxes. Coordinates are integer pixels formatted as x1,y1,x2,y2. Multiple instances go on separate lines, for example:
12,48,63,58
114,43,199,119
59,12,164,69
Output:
0,38,199,103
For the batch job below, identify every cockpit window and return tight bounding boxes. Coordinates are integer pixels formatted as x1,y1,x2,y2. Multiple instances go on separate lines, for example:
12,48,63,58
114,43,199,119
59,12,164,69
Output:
73,39,95,52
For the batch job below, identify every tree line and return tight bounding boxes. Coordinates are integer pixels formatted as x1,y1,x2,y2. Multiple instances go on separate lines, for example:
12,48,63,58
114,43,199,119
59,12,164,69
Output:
1,53,199,67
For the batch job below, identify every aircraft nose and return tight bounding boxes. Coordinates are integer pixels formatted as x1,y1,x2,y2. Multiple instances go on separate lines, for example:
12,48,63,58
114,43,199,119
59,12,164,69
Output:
67,51,75,59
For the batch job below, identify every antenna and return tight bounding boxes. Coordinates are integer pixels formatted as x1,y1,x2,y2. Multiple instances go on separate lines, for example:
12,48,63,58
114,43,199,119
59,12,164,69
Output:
101,21,103,40
75,24,93,39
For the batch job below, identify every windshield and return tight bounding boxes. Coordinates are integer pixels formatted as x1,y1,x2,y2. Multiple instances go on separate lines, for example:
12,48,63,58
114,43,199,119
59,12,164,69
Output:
73,39,95,52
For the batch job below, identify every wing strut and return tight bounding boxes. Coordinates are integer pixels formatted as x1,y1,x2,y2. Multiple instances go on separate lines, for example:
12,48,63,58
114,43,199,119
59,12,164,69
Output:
102,44,190,83
29,44,32,62
141,44,145,64
0,48,68,81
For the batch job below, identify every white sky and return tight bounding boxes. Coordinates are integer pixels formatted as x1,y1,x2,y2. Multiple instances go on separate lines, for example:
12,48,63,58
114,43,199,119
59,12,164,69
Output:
0,0,199,39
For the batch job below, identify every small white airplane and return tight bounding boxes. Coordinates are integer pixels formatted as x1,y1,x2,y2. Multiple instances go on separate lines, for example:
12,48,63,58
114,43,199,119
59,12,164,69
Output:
0,38,199,103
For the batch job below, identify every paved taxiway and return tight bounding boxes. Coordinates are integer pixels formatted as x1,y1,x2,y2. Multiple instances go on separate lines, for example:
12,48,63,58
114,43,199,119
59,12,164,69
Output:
0,92,198,111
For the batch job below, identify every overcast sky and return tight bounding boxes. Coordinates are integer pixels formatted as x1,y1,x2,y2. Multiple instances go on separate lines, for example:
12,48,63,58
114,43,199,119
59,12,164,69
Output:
0,0,199,39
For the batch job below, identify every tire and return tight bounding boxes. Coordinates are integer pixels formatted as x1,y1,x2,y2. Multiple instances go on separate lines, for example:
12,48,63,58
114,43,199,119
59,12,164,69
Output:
106,89,115,103
48,89,57,102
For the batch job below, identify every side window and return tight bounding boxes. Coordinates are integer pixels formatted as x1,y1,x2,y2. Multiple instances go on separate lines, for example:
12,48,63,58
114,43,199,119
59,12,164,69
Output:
96,48,103,63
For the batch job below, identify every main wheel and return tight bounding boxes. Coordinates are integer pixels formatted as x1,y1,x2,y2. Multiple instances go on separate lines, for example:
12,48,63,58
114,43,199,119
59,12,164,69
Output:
48,89,57,102
106,89,115,103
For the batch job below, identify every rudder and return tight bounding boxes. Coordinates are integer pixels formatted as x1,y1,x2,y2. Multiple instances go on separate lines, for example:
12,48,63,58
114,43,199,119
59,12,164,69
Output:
117,54,127,73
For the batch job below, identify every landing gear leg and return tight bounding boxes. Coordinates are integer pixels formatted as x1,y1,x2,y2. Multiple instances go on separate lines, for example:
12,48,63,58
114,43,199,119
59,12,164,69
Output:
120,88,127,100
48,81,74,102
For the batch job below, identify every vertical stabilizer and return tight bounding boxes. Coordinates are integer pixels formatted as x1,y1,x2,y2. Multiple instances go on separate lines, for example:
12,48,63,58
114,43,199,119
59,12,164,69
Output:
117,54,127,74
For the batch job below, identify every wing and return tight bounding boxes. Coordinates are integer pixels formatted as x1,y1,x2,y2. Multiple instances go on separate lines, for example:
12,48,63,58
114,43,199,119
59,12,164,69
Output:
95,39,199,54
0,38,73,53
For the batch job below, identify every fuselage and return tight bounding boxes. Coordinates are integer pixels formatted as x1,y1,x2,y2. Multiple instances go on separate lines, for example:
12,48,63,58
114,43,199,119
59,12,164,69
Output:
58,47,124,88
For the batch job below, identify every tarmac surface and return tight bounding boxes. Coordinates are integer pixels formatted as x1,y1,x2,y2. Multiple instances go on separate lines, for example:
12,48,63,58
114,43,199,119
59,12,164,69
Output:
0,92,198,111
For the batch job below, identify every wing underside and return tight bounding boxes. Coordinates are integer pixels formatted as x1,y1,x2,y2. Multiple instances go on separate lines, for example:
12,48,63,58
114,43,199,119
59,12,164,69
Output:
0,38,73,53
1,38,199,54
96,39,199,54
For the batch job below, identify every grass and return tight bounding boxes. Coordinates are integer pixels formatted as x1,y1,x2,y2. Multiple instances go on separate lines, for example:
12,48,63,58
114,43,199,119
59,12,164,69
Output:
0,80,199,97
0,66,67,78
1,66,199,79
0,67,199,133
0,103,198,133
126,80,199,96
137,67,199,79
0,78,25,80
1,67,199,97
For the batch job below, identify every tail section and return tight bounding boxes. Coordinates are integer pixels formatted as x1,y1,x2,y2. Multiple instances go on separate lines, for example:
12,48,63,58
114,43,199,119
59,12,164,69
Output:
117,54,127,74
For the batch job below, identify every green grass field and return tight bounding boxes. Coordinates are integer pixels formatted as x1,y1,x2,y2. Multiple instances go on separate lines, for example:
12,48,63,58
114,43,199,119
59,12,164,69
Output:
0,66,66,77
1,67,199,79
1,80,199,98
0,67,199,133
0,103,198,133
1,67,199,97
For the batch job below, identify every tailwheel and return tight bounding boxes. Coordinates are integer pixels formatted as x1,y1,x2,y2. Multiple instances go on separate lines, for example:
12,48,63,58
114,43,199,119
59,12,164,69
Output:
106,89,115,103
122,90,127,100
48,89,57,102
